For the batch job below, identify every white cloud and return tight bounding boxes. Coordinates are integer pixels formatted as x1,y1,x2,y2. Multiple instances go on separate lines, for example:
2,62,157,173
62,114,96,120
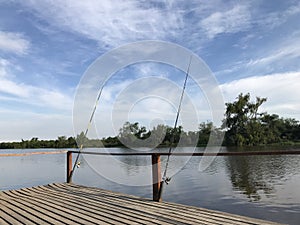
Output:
0,78,31,98
216,31,300,78
221,72,300,120
0,31,30,55
21,0,183,47
247,35,300,67
0,58,73,110
286,2,300,16
200,5,251,39
18,0,299,48
0,58,74,141
12,0,300,50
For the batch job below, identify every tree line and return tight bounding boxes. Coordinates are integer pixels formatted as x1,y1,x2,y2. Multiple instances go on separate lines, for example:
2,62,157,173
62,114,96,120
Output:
0,136,77,149
1,93,300,149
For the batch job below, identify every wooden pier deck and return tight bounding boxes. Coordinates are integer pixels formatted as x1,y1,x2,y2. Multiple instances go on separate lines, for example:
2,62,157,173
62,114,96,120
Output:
0,183,281,225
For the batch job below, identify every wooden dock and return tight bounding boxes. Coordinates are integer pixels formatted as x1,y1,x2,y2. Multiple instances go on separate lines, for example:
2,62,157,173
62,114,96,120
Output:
0,183,281,225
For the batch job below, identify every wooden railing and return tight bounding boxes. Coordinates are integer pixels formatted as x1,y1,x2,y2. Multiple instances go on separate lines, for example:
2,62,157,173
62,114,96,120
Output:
1,149,300,202
66,150,300,202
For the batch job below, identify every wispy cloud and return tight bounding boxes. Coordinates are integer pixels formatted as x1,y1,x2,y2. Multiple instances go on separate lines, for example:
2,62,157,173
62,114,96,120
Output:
204,1,299,41
17,0,300,50
247,35,300,68
0,31,30,55
215,38,300,80
215,30,300,79
0,58,73,110
20,0,183,48
200,5,251,39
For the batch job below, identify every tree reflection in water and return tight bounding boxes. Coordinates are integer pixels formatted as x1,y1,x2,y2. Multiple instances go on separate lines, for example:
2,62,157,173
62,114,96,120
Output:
225,153,300,201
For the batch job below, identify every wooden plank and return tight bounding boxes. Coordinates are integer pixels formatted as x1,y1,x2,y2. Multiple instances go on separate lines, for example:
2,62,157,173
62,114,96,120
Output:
49,184,262,224
3,190,86,224
50,183,280,225
27,185,174,225
0,183,283,225
19,184,218,224
47,185,220,225
58,183,272,225
0,215,9,225
26,190,136,225
0,198,48,224
19,187,148,224
7,188,151,225
0,195,67,225
7,189,103,225
0,203,36,225
62,186,250,225
47,183,205,224
0,206,25,225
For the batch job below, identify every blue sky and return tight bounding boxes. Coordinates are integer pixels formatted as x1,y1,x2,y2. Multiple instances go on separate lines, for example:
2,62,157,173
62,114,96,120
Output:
0,0,300,141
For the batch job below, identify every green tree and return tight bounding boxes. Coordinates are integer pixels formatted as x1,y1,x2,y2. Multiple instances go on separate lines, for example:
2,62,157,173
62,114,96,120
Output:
198,122,212,145
27,137,40,148
56,136,68,148
76,132,89,147
67,137,77,148
223,93,267,146
118,122,149,147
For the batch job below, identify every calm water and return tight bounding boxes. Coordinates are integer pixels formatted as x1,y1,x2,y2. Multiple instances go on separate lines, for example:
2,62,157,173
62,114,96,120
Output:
1,147,300,224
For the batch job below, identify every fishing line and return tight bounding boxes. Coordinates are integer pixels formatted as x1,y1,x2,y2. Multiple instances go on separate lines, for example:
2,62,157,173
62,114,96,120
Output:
158,55,192,199
69,85,105,181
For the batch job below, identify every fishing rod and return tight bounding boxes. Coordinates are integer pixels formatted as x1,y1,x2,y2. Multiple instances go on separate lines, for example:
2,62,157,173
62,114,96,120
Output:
69,85,105,181
158,55,192,200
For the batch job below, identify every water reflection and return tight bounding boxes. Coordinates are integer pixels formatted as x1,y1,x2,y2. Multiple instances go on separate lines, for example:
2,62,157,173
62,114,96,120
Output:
224,152,300,202
225,155,275,201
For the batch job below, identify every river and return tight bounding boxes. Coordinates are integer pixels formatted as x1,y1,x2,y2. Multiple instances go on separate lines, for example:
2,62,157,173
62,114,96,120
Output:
0,147,299,224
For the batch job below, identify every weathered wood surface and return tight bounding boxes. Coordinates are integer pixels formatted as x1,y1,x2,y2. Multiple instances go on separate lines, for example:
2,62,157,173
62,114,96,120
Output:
0,183,282,225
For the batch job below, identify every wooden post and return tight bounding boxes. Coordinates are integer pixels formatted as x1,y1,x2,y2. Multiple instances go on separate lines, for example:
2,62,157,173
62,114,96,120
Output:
152,154,162,202
67,151,72,183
